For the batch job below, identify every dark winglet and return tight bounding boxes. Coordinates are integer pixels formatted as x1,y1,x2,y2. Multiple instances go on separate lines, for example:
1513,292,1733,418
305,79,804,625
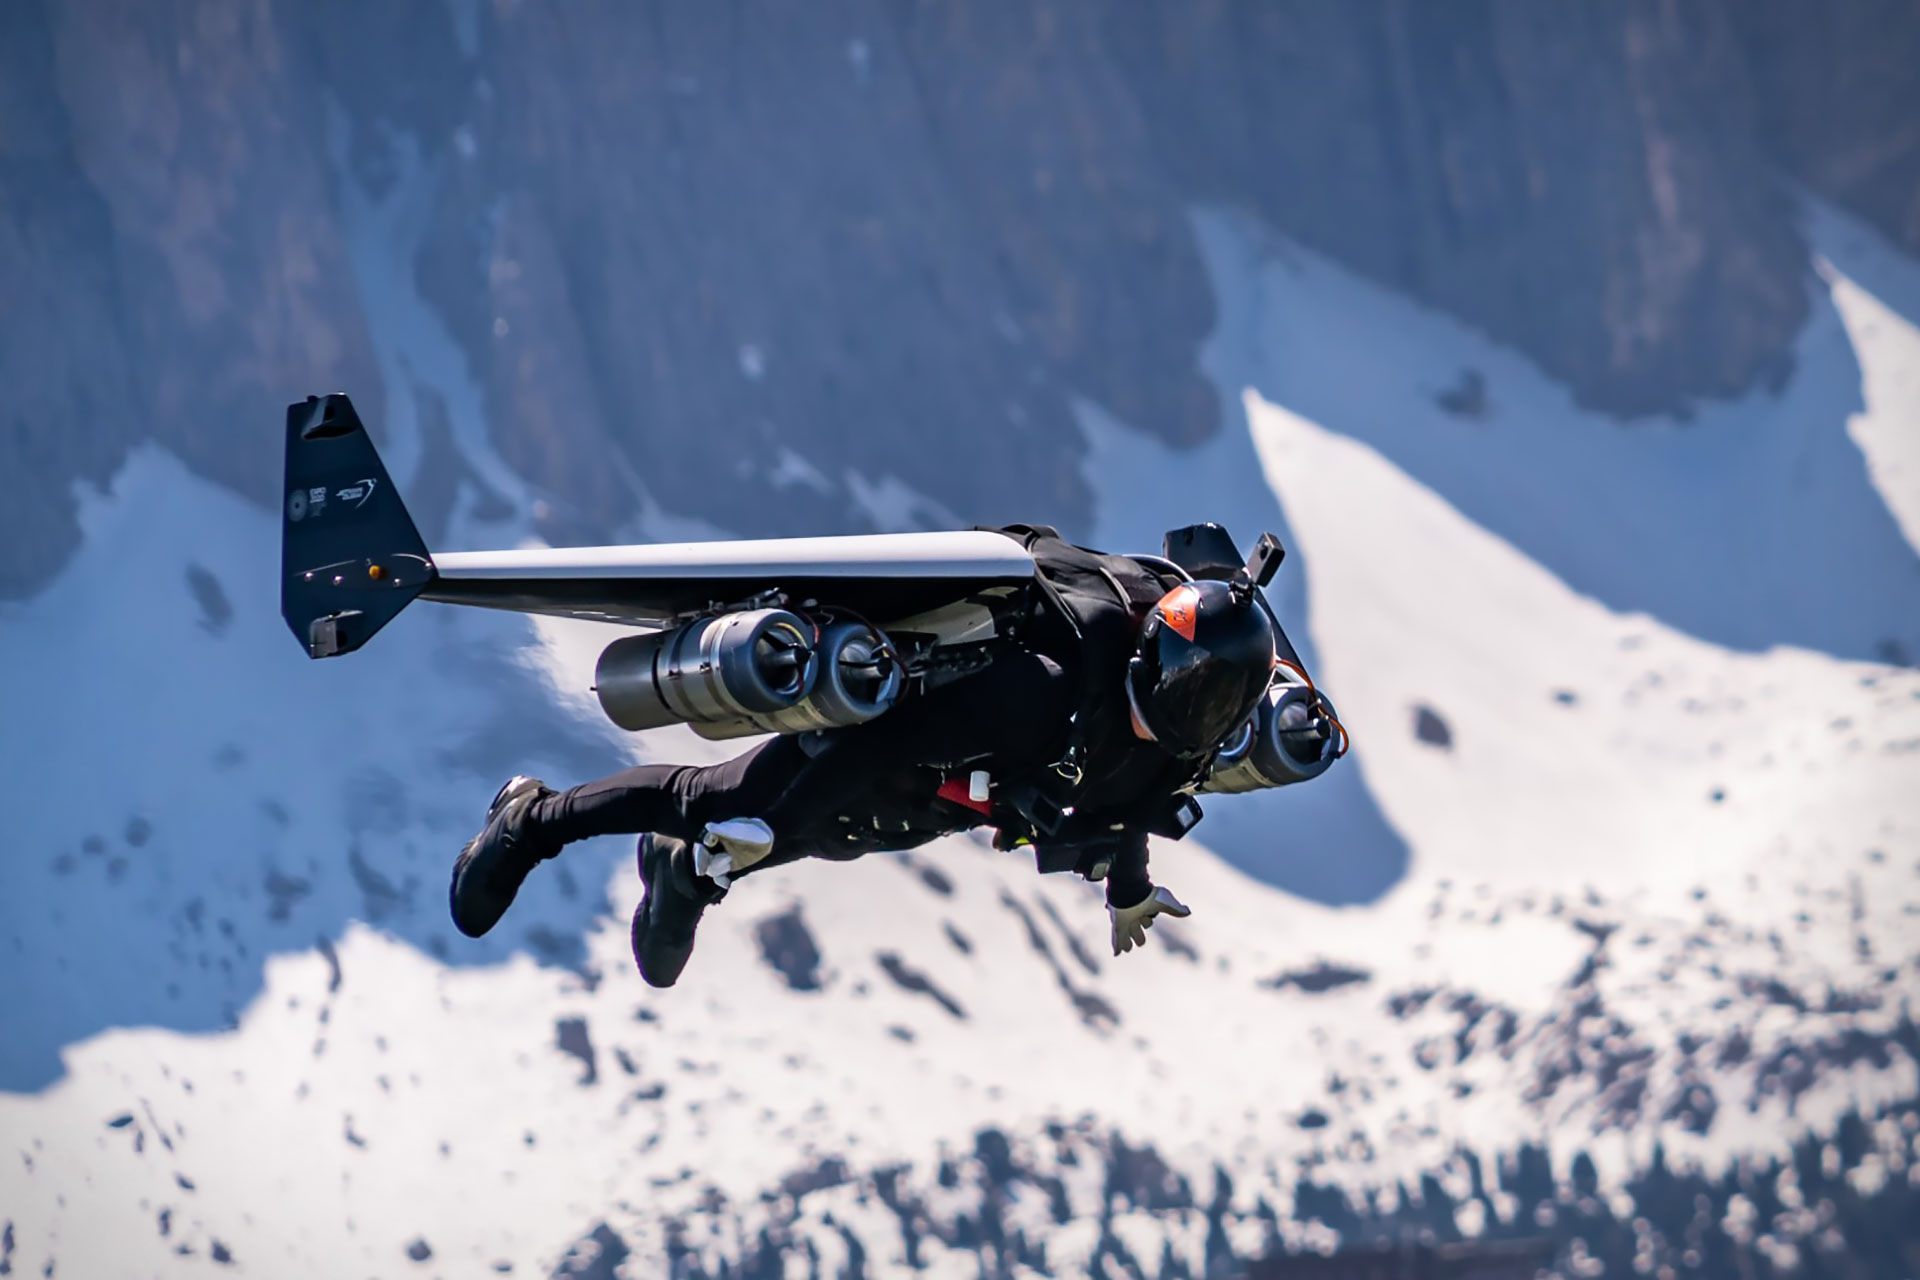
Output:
280,393,434,658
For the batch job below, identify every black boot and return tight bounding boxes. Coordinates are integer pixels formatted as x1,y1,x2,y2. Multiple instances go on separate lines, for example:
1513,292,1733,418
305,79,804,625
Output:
631,833,725,988
450,775,558,938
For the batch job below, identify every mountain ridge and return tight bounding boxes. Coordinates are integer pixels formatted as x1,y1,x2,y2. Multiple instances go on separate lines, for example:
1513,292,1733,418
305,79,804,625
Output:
6,0,1920,599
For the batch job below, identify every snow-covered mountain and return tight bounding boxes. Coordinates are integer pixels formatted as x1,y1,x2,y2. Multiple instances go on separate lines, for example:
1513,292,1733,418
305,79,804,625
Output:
3,201,1918,1278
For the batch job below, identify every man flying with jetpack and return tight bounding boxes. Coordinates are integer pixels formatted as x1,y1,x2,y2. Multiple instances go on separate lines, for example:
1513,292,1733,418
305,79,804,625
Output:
277,394,1345,990
449,525,1345,987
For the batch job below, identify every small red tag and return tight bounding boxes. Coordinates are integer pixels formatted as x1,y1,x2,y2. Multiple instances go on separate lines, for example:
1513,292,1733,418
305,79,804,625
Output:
935,777,994,815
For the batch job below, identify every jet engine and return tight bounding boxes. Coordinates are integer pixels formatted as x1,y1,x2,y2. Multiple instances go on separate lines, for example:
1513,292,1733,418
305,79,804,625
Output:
595,609,818,732
1203,682,1341,793
593,611,902,738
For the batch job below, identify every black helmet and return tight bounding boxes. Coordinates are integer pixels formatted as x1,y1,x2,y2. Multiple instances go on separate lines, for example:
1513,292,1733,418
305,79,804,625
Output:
1127,578,1276,757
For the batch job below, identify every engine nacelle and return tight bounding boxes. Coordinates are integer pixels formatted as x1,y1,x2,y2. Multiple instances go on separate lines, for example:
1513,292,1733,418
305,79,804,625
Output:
595,609,818,732
692,620,903,739
1203,682,1339,793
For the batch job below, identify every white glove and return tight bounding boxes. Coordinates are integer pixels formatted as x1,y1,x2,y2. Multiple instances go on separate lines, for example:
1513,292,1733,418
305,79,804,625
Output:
1108,885,1191,956
693,817,775,889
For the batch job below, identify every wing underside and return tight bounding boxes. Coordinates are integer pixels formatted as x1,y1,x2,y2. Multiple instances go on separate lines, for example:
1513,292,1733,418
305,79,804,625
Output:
422,532,1038,627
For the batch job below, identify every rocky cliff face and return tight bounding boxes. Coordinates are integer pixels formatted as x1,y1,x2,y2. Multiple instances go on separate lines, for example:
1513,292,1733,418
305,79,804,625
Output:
4,0,1917,595
2,0,384,592
1738,0,1920,257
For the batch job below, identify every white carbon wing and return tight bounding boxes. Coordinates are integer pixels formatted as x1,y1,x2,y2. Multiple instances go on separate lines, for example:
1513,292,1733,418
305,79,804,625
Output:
422,531,1038,626
281,391,1037,656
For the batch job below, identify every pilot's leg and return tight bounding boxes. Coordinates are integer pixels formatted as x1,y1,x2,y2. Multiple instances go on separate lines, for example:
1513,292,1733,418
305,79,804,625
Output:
628,827,835,988
531,735,808,846
448,737,807,940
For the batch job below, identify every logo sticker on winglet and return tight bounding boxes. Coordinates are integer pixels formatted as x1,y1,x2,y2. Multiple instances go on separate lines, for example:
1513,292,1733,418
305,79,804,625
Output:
334,478,378,508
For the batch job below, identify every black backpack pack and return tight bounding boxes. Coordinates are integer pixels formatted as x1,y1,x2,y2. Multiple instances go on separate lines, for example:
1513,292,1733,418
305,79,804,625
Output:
984,525,1205,845
990,522,1182,712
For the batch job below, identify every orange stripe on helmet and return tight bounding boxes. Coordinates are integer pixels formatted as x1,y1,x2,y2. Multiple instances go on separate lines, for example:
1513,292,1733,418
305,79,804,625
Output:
1155,584,1202,641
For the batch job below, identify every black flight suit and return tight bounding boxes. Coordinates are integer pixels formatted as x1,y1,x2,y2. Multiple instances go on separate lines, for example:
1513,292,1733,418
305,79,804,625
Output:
523,636,1201,910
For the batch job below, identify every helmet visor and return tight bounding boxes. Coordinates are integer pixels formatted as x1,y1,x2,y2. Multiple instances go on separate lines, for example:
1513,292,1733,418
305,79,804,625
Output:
1142,631,1271,755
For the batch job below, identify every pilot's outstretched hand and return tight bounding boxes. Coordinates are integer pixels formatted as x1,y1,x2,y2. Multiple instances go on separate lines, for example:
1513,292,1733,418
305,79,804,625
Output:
1108,885,1191,956
694,817,775,889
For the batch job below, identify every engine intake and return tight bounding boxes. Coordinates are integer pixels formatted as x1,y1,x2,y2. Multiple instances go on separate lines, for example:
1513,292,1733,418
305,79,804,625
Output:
692,620,903,739
594,612,904,739
595,609,818,732
1203,682,1339,793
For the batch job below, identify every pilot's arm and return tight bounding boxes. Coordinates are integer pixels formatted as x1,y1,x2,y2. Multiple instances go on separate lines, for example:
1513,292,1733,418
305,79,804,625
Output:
1035,825,1191,957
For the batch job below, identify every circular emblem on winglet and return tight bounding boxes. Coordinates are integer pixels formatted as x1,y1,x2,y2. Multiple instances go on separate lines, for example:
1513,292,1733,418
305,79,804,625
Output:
287,488,308,522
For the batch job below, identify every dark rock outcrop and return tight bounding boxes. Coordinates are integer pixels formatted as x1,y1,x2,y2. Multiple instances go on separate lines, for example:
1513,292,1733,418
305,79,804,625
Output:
754,905,825,992
874,950,966,1019
1413,706,1454,750
1266,961,1372,994
552,1223,631,1280
554,1016,597,1086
